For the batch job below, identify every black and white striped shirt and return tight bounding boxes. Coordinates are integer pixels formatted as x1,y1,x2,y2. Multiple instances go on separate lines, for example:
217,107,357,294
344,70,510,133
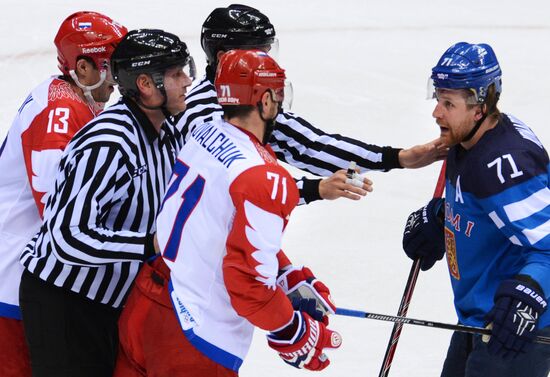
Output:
20,98,182,308
176,69,403,178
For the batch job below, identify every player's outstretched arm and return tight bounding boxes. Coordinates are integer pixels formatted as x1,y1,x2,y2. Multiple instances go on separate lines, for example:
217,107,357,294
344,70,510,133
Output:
398,137,448,169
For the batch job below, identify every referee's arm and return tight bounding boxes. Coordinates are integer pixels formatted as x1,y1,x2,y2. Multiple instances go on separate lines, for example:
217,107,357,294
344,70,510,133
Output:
48,145,154,266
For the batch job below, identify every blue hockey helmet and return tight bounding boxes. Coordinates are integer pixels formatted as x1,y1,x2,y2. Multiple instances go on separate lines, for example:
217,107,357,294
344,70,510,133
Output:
430,42,502,104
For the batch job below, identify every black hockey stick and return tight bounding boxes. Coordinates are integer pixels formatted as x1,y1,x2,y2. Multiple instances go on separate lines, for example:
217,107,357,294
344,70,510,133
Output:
378,161,447,377
336,307,550,345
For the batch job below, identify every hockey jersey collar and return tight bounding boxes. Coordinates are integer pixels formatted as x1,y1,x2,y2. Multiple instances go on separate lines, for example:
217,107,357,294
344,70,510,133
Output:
122,96,160,144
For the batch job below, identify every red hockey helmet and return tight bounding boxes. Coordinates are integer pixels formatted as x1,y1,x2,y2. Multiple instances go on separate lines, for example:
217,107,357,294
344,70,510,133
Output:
215,49,287,107
54,11,128,75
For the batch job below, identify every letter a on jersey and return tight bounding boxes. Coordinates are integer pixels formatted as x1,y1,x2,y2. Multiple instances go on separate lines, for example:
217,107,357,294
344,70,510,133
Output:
455,175,464,204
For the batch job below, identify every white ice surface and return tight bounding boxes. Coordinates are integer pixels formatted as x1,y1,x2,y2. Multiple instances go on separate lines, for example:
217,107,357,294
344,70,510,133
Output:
1,1,549,376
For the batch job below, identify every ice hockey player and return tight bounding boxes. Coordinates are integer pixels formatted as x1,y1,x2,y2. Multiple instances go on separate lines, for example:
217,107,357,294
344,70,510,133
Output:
0,11,126,377
178,4,447,205
402,42,550,377
114,49,342,376
18,29,193,377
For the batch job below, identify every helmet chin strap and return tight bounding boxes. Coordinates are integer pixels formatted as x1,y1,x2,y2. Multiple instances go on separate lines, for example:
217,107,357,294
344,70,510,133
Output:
69,69,107,114
135,86,174,120
461,107,487,143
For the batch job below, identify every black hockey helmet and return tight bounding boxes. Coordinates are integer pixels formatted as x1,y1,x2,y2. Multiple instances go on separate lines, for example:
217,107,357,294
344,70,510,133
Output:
111,29,196,98
201,4,276,66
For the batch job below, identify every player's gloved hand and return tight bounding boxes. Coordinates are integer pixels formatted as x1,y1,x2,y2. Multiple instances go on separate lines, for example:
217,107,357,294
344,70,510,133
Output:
291,298,325,323
267,311,342,371
277,266,336,324
485,277,548,359
402,198,445,271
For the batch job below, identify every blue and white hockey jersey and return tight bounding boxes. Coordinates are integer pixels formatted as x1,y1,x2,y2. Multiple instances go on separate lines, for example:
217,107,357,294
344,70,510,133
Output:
443,114,550,328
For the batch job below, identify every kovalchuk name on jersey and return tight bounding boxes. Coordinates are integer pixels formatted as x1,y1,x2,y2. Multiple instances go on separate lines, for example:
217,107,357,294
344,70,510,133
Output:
156,118,299,371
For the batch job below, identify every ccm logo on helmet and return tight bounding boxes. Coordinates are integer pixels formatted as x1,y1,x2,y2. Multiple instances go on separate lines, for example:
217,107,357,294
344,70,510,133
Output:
82,46,107,54
131,60,151,68
211,33,227,38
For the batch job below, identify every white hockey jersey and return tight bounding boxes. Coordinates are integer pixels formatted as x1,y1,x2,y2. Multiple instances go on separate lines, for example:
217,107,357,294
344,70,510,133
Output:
0,77,95,318
156,118,299,371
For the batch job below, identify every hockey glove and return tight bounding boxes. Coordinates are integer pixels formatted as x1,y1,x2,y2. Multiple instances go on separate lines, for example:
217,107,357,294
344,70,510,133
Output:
402,198,445,271
267,311,342,371
291,298,326,323
485,277,548,360
276,266,336,324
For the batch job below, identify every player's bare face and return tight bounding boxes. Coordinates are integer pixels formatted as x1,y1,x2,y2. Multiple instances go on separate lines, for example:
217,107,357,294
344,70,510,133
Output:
163,66,193,116
432,90,479,147
91,67,116,103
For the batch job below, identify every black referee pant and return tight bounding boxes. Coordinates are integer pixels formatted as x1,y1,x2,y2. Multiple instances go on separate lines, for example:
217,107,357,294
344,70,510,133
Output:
19,270,121,377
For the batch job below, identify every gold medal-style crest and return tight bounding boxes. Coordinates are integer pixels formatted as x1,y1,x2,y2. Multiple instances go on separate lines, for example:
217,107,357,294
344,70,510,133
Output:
445,227,460,280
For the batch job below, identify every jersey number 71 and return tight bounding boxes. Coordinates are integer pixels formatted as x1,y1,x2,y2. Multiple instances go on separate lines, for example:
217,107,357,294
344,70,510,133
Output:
159,160,205,261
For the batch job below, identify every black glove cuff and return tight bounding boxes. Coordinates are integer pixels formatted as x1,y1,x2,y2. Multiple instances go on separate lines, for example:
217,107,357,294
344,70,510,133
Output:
144,233,156,259
433,198,445,224
515,274,544,294
383,147,403,170
495,279,548,314
299,178,322,204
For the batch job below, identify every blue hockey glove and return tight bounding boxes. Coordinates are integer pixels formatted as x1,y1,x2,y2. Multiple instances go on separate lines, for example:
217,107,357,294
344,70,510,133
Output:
402,198,445,271
485,277,548,360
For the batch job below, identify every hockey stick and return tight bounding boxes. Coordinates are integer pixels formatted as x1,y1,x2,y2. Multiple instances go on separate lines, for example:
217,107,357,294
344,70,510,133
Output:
336,307,550,345
378,161,447,377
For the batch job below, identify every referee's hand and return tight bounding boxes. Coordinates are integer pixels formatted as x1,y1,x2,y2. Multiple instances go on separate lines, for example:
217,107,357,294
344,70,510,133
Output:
318,169,373,201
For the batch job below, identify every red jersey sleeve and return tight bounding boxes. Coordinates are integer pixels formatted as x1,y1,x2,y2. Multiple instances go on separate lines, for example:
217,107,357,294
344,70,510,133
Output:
21,79,94,216
223,163,300,331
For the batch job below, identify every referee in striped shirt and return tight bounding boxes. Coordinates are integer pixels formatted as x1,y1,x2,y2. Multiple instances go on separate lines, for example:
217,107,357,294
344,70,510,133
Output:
18,29,195,377
176,4,448,198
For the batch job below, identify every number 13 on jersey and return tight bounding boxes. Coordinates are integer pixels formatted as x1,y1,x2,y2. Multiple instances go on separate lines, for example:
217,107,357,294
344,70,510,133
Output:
160,160,205,261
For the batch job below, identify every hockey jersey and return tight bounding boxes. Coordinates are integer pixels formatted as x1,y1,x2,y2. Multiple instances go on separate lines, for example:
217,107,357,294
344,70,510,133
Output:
156,118,299,371
444,113,550,328
0,76,95,319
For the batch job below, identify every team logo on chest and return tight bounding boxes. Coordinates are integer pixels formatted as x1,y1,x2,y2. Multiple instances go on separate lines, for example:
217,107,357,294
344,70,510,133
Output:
444,227,460,280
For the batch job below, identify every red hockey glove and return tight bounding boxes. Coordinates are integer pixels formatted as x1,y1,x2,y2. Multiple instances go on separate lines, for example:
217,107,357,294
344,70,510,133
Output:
277,266,336,324
267,311,342,371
